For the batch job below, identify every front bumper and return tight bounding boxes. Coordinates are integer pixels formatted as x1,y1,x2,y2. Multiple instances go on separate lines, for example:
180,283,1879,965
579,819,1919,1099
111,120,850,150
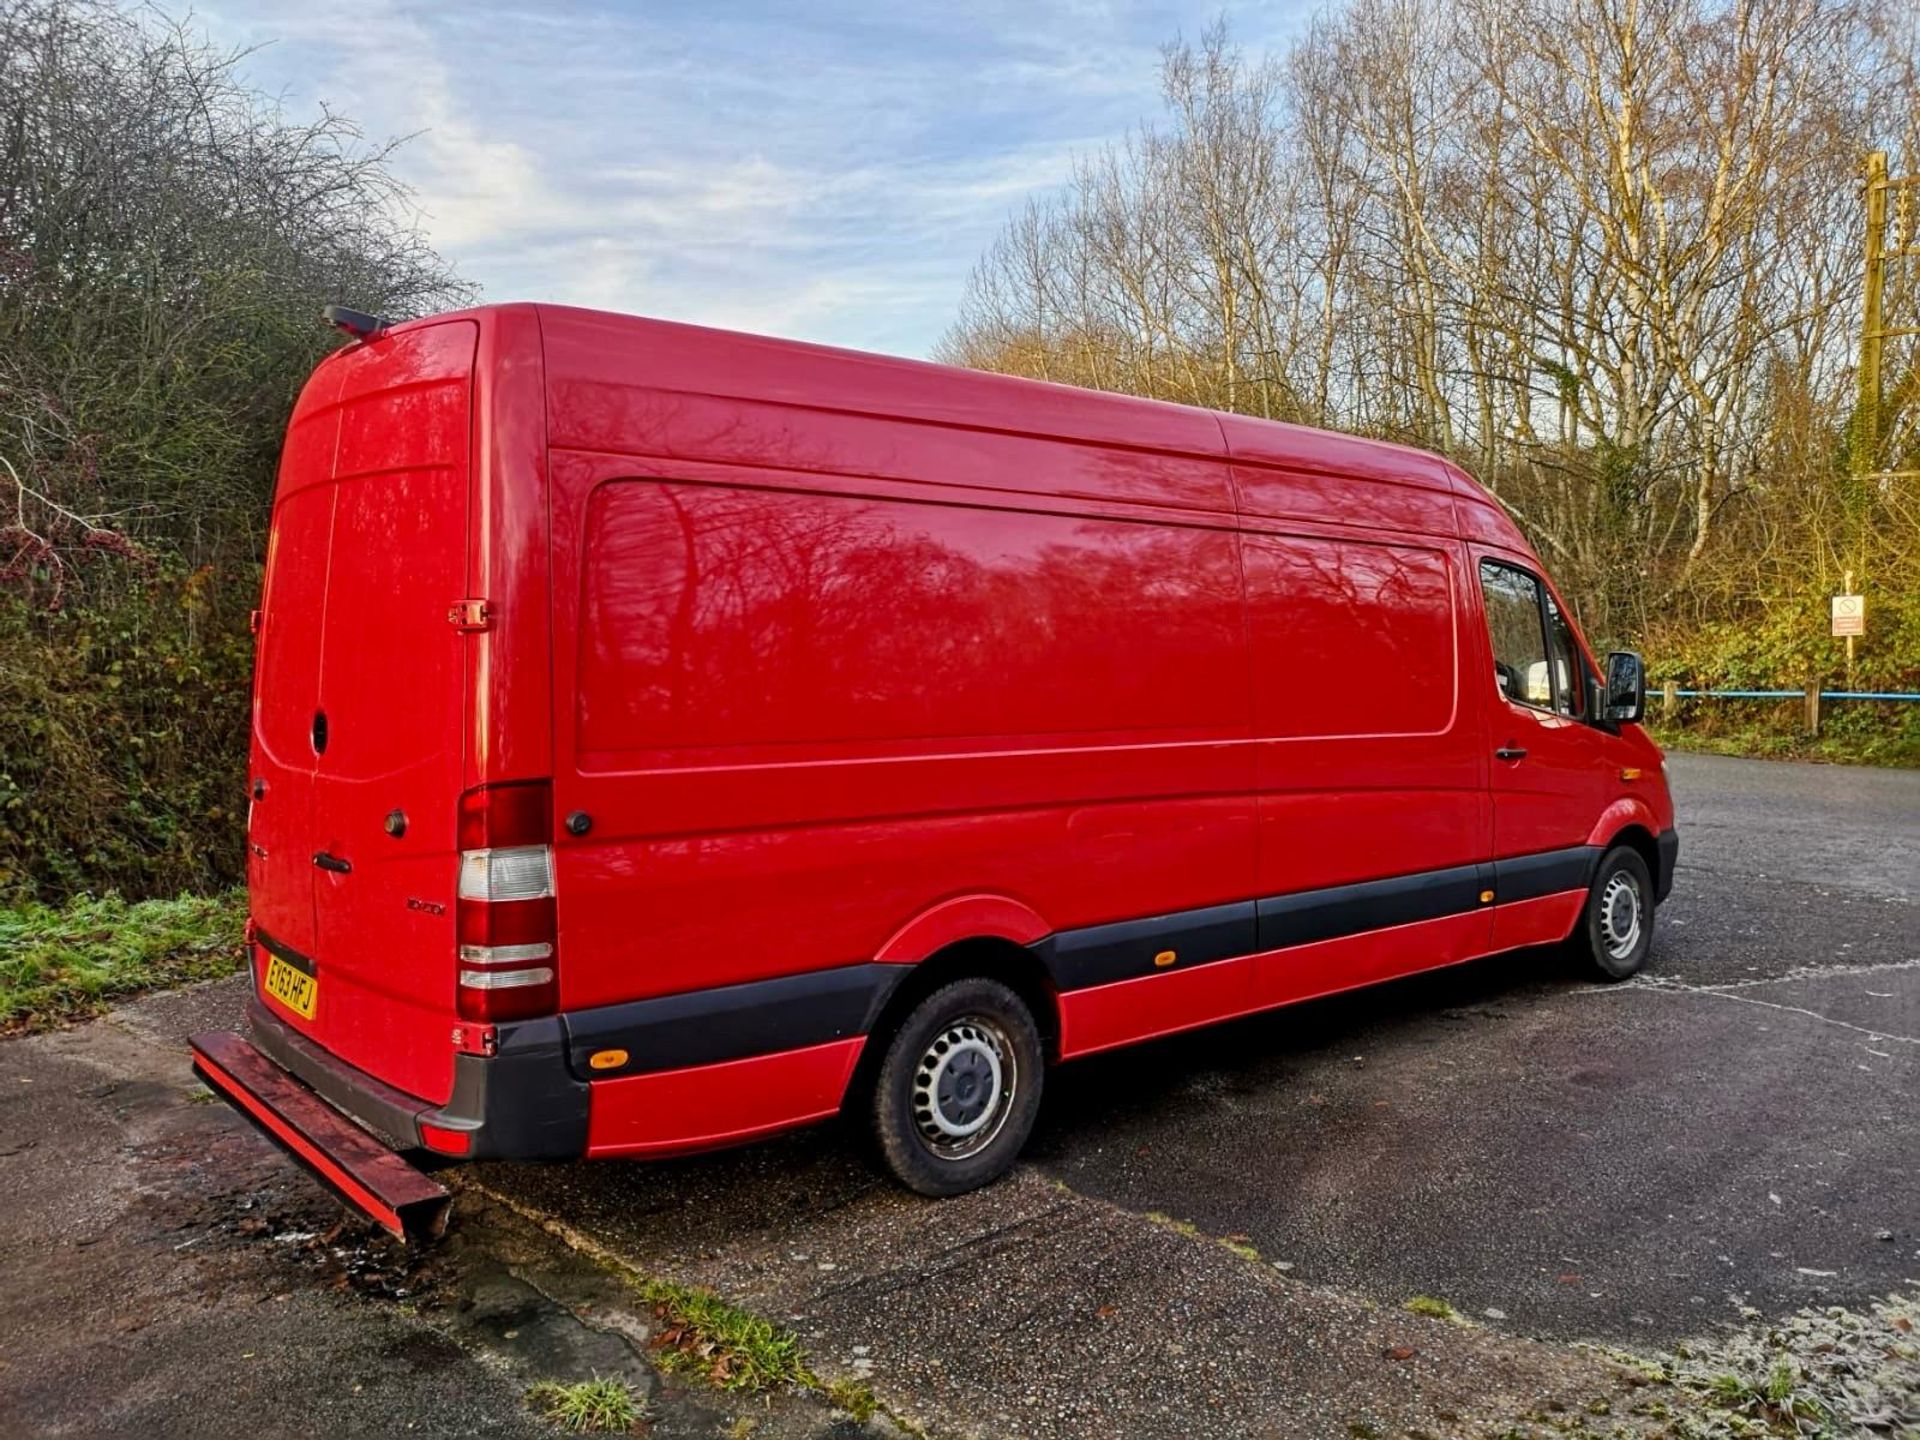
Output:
1655,827,1680,903
236,996,590,1161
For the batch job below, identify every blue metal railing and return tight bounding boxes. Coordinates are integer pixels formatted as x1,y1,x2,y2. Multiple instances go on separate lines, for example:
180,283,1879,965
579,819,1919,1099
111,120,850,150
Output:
1664,688,1920,702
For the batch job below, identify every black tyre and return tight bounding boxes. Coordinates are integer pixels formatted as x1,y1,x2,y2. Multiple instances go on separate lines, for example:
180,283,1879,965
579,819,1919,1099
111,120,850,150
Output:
868,977,1044,1197
1577,844,1655,981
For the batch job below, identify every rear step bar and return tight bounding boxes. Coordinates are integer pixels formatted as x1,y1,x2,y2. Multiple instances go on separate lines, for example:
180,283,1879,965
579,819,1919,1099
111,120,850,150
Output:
189,1030,452,1242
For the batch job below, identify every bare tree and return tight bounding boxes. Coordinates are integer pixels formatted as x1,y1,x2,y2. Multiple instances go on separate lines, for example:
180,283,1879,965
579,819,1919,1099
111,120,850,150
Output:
941,3,1918,644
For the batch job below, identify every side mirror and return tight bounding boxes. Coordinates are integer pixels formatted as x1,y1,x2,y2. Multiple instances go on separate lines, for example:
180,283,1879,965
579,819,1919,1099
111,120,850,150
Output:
1603,651,1645,724
1524,660,1552,706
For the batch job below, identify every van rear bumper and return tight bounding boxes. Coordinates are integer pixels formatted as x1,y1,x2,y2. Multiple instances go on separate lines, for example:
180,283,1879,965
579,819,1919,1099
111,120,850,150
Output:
238,997,589,1162
190,1028,453,1241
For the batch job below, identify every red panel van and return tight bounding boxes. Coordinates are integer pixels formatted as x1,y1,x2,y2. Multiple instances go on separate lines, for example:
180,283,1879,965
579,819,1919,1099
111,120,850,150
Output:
193,303,1676,1231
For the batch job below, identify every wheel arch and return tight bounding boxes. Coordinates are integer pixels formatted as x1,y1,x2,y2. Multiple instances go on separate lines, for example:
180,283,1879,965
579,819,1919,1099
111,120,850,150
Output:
873,893,1051,964
1587,796,1660,854
847,934,1061,1113
1595,820,1660,896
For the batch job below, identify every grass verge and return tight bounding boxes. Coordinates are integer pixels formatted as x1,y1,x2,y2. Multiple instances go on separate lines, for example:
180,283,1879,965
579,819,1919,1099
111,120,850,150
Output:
1622,1290,1920,1439
633,1276,887,1424
634,1275,809,1392
1651,721,1920,769
525,1376,643,1433
0,889,245,1034
469,1185,904,1431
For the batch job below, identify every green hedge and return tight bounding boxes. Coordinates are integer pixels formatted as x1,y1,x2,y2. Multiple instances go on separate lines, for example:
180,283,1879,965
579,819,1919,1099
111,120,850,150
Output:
1647,584,1920,696
0,565,255,901
1642,580,1920,766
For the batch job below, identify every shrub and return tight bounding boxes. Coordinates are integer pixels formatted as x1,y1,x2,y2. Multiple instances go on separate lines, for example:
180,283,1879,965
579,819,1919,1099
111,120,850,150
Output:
0,565,255,900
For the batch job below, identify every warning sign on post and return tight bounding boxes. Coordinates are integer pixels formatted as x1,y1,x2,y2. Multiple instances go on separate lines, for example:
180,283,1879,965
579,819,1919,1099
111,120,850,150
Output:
1831,594,1865,637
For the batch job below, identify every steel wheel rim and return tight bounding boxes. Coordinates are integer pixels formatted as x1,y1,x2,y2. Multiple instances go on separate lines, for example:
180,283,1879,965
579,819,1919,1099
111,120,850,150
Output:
911,1015,1015,1161
1599,869,1643,961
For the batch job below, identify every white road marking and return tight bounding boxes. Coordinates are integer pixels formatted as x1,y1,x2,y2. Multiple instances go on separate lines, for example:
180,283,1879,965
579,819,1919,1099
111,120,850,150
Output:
1578,975,1920,1049
1679,957,1920,992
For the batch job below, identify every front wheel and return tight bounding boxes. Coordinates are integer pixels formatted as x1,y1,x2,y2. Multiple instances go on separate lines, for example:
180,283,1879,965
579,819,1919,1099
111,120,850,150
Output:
1577,844,1655,981
868,977,1044,1197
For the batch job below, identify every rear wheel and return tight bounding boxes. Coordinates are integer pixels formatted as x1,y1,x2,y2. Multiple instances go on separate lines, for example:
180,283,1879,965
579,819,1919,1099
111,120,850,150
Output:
1577,844,1654,981
868,977,1044,1197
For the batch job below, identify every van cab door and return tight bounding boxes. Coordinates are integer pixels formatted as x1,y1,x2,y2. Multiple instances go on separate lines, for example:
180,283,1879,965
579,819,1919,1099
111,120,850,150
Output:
1472,552,1618,938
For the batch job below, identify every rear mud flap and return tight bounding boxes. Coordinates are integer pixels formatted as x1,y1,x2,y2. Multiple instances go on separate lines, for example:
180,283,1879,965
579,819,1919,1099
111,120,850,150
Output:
190,1029,452,1242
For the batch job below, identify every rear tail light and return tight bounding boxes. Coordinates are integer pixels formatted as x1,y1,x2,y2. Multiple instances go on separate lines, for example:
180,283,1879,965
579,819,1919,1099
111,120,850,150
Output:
457,964,555,989
457,941,552,965
457,846,554,902
455,781,558,1022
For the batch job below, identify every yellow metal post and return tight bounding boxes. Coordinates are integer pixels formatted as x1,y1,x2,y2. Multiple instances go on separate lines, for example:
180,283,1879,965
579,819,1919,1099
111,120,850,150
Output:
1856,151,1888,476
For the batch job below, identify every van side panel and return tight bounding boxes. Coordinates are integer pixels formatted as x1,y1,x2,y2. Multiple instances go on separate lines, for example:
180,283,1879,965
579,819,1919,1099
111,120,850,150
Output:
583,1038,864,1158
1451,487,1532,552
1059,909,1494,1057
1235,514,1494,995
1229,457,1461,537
544,442,1256,1017
537,306,1231,495
1057,952,1262,1057
573,483,1244,757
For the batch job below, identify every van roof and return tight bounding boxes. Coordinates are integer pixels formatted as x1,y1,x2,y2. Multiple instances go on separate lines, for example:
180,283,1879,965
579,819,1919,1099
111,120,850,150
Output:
338,302,1527,548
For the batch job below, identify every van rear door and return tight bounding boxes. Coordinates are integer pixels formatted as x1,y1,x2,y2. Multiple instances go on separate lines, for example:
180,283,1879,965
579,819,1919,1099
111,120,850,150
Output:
248,371,343,966
309,319,476,1105
254,320,477,1107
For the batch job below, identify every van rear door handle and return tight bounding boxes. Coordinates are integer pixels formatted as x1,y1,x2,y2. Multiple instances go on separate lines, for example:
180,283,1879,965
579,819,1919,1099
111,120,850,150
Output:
1494,746,1528,762
313,851,352,874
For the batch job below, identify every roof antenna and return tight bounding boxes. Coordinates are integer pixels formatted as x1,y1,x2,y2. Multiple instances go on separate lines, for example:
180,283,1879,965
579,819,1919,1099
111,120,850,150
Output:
322,304,389,339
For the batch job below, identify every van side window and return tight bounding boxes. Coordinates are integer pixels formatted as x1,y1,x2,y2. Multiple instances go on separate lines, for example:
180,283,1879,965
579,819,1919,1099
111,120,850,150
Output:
1479,561,1553,709
1544,592,1584,718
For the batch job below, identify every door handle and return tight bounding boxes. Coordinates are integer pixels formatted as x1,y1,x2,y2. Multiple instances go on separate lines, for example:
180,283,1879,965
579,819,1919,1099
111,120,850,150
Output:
313,851,352,874
1494,746,1528,762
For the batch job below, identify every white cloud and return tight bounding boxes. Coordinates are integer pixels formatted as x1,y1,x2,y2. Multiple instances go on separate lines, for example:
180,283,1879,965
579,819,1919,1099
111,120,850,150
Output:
201,0,1317,356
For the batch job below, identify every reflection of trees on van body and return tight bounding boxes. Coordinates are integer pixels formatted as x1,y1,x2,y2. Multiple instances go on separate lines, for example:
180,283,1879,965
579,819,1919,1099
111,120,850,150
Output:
576,484,1245,754
1245,535,1456,737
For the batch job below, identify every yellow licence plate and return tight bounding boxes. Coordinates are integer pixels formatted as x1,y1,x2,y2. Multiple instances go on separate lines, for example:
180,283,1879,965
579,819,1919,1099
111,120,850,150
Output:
263,955,318,1020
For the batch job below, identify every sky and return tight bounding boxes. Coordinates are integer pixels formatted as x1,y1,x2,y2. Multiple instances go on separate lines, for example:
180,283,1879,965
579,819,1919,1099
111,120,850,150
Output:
200,1,1314,359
